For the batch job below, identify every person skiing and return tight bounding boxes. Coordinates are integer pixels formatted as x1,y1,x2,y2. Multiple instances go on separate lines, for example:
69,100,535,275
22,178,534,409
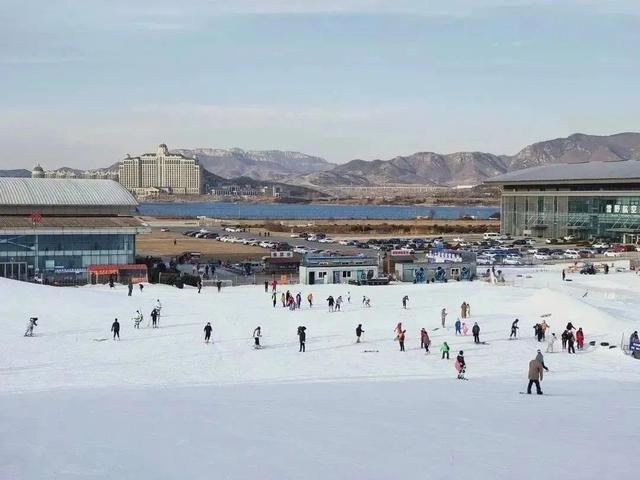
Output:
253,326,261,349
510,319,519,339
402,295,409,309
394,322,403,340
462,322,469,336
127,279,133,296
297,326,306,352
546,332,557,353
335,296,343,312
567,330,576,354
455,350,466,379
204,322,213,343
420,328,431,353
150,308,158,328
356,324,364,343
271,279,277,292
111,318,120,340
527,357,544,395
440,341,450,360
133,310,143,329
296,292,302,309
197,277,202,294
272,291,277,308
327,295,335,312
398,330,406,352
216,280,222,292
441,308,447,328
155,299,162,327
264,281,269,293
139,283,144,292
307,293,313,308
454,318,462,335
24,317,38,337
562,269,566,281
460,302,467,319
535,349,549,371
576,328,585,350
281,293,286,308
561,329,569,350
472,322,480,344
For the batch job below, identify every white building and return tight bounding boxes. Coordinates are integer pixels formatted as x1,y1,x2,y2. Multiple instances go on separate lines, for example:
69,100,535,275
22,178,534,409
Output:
118,144,202,195
299,255,379,285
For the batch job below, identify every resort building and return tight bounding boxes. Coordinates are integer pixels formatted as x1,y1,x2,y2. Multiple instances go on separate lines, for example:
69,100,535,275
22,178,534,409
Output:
118,144,202,195
299,255,379,285
486,161,640,243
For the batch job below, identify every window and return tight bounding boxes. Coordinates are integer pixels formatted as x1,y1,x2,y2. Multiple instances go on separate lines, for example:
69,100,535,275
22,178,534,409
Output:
342,271,351,278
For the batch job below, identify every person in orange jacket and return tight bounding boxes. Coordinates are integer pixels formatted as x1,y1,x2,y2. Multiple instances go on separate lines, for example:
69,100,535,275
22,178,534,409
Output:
576,327,585,350
398,330,406,352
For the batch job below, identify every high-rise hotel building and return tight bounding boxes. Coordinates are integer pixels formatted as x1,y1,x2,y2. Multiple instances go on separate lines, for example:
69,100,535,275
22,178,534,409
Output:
118,144,202,195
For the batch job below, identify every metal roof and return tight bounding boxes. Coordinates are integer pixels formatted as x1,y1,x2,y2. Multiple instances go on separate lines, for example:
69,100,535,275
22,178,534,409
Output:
485,160,640,185
0,178,138,207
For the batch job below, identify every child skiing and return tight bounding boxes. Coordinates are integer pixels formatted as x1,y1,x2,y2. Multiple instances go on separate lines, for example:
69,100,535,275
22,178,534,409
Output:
24,317,38,337
455,350,466,379
253,326,262,349
510,319,519,339
546,332,557,353
398,330,406,352
454,318,461,335
440,341,450,360
420,328,431,353
204,322,213,343
441,308,447,328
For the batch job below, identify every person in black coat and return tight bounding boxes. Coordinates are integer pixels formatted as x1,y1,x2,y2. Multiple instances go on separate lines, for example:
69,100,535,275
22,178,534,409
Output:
127,279,133,296
150,308,158,328
298,326,306,352
216,280,222,292
510,319,519,339
472,322,480,344
264,281,269,293
356,324,364,343
204,322,213,343
456,350,466,379
111,319,120,340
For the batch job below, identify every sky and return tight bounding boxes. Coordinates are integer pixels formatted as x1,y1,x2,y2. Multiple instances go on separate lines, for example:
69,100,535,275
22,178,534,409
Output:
1,0,639,169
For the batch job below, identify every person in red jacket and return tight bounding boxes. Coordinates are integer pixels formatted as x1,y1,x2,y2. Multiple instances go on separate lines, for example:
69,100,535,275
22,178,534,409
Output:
576,327,585,350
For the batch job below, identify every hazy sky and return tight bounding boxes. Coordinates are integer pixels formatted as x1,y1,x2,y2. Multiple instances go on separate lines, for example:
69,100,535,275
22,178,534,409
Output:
1,0,639,169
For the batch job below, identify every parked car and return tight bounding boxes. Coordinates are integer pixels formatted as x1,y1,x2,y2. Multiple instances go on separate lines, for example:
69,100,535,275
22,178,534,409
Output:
534,253,551,260
160,227,171,232
504,256,523,265
563,235,576,242
578,249,595,258
604,250,622,257
592,242,609,249
564,249,580,259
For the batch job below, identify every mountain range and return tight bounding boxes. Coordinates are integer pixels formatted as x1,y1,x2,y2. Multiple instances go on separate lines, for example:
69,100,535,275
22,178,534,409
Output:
3,133,639,191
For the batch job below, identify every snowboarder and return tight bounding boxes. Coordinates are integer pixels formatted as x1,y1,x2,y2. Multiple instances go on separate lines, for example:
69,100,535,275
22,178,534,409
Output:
398,330,406,352
567,330,576,354
527,358,544,395
111,318,120,340
356,324,364,343
576,328,585,350
327,295,335,312
127,279,133,296
133,310,143,329
150,308,158,328
460,302,467,319
253,326,261,348
440,342,450,360
455,351,466,379
307,293,313,308
24,317,38,337
441,308,447,328
402,295,409,309
535,349,549,371
420,328,430,353
472,322,480,344
204,322,213,343
264,281,269,293
510,319,519,339
272,292,277,308
546,333,557,353
297,326,306,352
454,318,461,335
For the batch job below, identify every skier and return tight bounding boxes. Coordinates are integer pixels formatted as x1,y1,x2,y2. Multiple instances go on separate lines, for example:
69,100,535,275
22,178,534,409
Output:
460,302,467,319
510,319,519,339
561,330,568,350
562,269,566,281
155,299,162,327
111,318,120,340
204,322,213,343
281,293,286,308
335,296,343,312
150,308,158,328
402,295,409,309
363,296,371,307
253,326,261,349
462,322,469,336
24,317,38,337
440,341,450,360
441,308,447,328
394,322,403,340
398,330,406,352
455,350,466,379
576,327,585,350
216,280,222,292
296,292,302,309
454,318,461,335
197,278,202,294
472,322,480,344
327,295,335,312
133,310,143,329
567,330,576,354
264,280,269,293
272,279,277,292
527,357,544,395
347,292,351,303
420,328,431,353
307,293,313,308
109,274,115,288
297,326,306,352
127,279,133,296
356,324,364,343
272,291,277,308
546,333,557,353
535,349,549,371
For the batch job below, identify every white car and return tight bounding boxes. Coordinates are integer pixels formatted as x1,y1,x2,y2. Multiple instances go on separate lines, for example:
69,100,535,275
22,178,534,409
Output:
527,247,538,254
592,242,609,249
293,246,309,254
563,235,576,242
604,250,622,257
477,256,494,265
290,233,300,238
564,249,580,259
338,240,350,246
160,227,170,232
504,256,523,265
452,237,464,242
534,253,551,260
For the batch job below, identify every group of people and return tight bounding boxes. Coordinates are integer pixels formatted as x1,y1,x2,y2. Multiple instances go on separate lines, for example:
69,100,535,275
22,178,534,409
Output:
460,301,471,319
109,299,162,339
510,318,586,355
560,322,585,354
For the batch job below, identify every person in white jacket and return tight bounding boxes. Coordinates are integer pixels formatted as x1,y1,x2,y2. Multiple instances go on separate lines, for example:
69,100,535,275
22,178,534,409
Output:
155,299,162,326
24,317,38,337
546,332,557,353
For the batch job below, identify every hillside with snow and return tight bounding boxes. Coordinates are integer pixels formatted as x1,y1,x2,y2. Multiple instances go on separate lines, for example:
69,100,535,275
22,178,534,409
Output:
1,265,639,479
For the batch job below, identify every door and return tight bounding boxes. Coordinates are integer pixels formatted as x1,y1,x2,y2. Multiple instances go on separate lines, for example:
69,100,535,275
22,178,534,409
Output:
333,271,341,284
309,271,315,285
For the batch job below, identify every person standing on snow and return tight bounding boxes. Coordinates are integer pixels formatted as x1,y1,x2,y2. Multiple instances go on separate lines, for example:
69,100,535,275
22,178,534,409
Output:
133,310,143,329
527,357,544,395
535,349,549,371
510,319,519,339
462,322,469,336
24,317,38,337
307,293,313,308
111,318,120,340
297,326,306,352
271,279,277,292
402,295,409,309
420,328,431,353
347,292,351,303
253,326,262,349
441,308,448,328
264,281,269,293
394,322,403,340
440,342,450,360
356,324,364,343
272,291,277,308
155,299,162,327
327,295,335,312
335,296,343,311
561,330,569,350
296,292,302,309
567,330,576,354
546,333,557,353
472,322,480,344
466,303,471,318
630,331,639,349
576,328,585,350
197,277,202,294
204,322,213,343
455,351,466,379
454,318,462,335
460,302,467,319
398,330,406,352
127,279,133,296
216,280,222,292
281,293,286,308
562,269,566,281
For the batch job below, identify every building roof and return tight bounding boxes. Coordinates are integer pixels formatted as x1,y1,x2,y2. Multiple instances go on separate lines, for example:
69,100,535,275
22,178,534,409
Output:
485,160,640,185
0,215,150,235
0,178,138,207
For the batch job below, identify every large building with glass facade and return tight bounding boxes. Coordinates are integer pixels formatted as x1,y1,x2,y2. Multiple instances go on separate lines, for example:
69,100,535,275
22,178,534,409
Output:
0,178,150,281
486,161,640,243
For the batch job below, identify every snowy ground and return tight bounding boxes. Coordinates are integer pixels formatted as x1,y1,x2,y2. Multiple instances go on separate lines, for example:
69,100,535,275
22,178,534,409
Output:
1,263,639,479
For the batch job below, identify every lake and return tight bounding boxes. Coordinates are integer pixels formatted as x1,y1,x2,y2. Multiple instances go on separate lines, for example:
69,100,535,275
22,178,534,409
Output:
138,202,499,220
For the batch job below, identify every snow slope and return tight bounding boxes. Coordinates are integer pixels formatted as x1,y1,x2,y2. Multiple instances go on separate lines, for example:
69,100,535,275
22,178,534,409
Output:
1,267,639,479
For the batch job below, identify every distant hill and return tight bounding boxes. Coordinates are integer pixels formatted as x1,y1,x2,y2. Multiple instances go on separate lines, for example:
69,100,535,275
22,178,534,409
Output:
0,169,30,178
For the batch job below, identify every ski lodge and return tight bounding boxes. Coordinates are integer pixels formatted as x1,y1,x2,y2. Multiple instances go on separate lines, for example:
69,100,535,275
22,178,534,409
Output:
0,177,150,283
299,255,379,285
